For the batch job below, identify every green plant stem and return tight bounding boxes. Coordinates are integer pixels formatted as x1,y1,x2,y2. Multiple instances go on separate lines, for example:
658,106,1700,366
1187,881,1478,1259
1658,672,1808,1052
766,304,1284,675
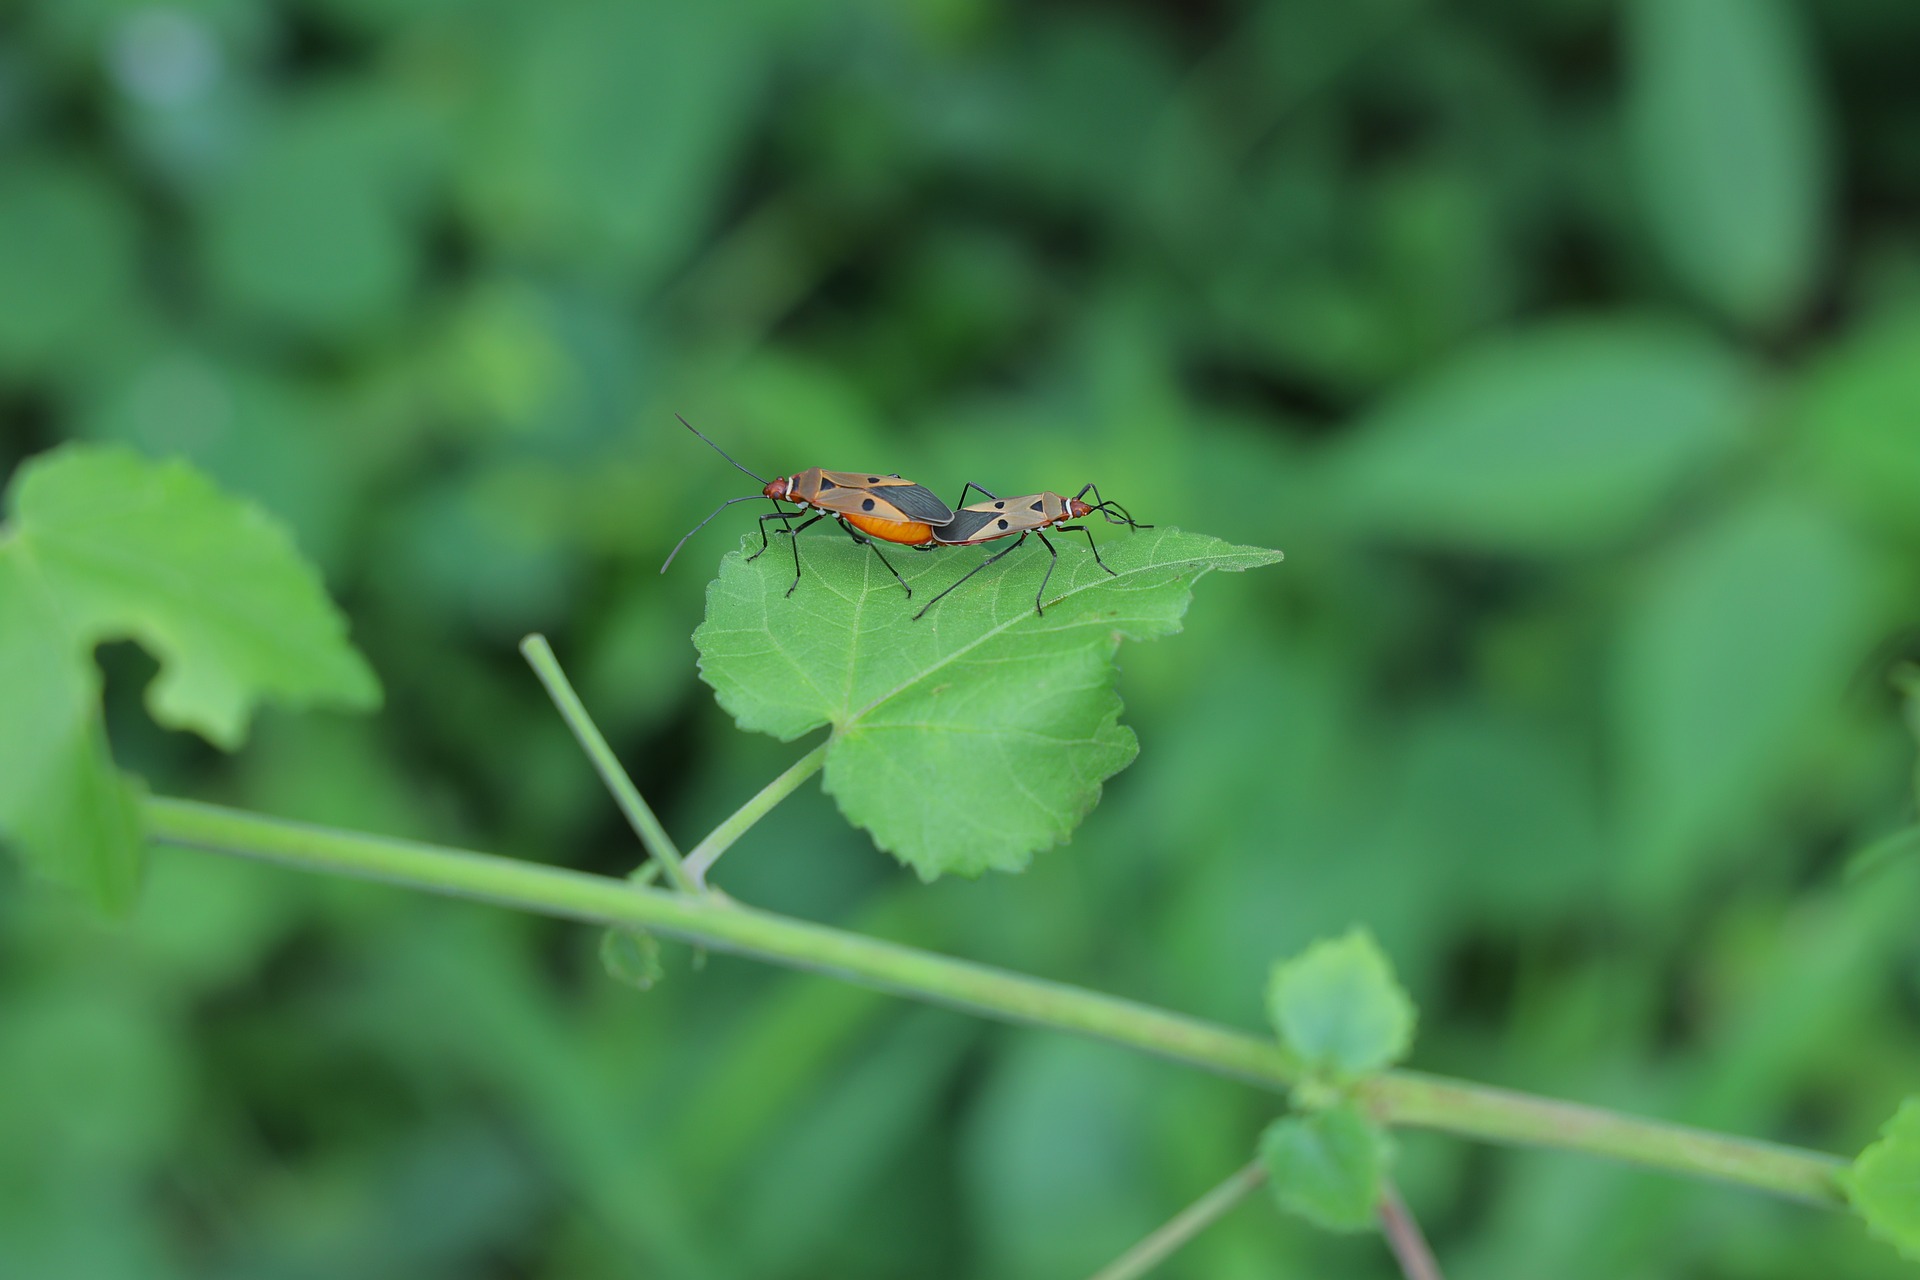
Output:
684,740,829,885
1357,1072,1844,1206
519,634,698,895
141,796,1852,1210
1088,1161,1267,1280
1378,1179,1444,1280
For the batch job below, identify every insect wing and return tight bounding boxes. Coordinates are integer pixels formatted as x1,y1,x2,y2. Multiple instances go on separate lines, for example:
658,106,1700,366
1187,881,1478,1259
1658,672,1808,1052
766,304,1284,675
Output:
934,506,1021,545
931,493,1070,545
810,471,956,524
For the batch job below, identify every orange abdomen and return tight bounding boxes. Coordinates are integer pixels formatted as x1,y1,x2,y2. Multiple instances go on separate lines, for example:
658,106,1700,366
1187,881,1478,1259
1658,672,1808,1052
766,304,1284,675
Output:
843,512,935,545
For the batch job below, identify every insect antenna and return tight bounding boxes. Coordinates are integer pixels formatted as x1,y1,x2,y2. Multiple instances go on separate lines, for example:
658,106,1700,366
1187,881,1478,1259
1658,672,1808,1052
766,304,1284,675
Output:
661,495,769,573
675,413,767,484
1089,499,1151,530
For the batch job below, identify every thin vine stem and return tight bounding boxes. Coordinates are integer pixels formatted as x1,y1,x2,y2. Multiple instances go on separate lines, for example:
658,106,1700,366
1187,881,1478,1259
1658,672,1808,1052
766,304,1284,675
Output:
684,739,829,885
1088,1161,1266,1280
1378,1180,1444,1280
519,634,698,895
140,796,1852,1210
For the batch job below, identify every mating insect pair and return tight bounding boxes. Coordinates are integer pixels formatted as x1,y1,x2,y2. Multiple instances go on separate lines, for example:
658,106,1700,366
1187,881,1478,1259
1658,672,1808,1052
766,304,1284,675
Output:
659,416,1150,620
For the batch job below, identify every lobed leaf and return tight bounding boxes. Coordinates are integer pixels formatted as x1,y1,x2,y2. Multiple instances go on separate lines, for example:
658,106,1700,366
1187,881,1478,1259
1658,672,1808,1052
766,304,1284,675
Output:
0,446,380,909
8,445,380,748
1259,1101,1391,1233
1847,1097,1920,1261
693,525,1281,878
1266,928,1416,1079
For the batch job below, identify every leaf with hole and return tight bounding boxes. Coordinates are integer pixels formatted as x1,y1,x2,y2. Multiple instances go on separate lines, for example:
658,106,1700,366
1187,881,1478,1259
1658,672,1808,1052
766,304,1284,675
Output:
0,446,380,910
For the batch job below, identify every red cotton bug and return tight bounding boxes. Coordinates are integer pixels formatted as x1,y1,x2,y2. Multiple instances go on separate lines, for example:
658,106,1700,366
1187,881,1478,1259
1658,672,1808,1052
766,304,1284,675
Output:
912,482,1151,621
659,415,956,598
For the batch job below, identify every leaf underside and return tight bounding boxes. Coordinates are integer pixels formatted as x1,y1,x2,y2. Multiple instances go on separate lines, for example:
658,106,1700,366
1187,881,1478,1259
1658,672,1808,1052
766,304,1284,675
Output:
693,525,1282,878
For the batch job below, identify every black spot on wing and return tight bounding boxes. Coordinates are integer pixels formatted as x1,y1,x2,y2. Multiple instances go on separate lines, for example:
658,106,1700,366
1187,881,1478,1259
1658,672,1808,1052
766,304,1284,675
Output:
933,508,1004,544
880,482,956,524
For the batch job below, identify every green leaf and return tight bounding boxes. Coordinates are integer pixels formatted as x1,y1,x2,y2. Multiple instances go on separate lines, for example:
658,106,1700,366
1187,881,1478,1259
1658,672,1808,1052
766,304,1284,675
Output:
1615,493,1882,901
1795,304,1920,544
1847,1097,1920,1261
0,556,146,913
0,446,380,909
693,526,1281,878
1626,0,1831,329
1332,317,1752,553
1267,928,1416,1079
5,445,381,749
1265,928,1416,1079
1259,1101,1390,1233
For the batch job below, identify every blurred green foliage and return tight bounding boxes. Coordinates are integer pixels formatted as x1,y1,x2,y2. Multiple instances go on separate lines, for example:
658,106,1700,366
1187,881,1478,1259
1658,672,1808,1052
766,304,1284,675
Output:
3,0,1920,1276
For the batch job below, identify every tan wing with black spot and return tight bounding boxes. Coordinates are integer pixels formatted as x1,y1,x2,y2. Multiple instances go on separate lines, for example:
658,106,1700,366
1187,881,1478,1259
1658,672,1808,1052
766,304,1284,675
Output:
932,492,1072,546
789,468,956,524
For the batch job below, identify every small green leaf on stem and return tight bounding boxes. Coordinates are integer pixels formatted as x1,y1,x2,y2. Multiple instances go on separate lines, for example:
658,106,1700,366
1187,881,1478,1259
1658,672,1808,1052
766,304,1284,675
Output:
1259,1100,1391,1233
600,928,665,991
693,526,1281,879
1847,1096,1920,1260
1268,928,1416,1079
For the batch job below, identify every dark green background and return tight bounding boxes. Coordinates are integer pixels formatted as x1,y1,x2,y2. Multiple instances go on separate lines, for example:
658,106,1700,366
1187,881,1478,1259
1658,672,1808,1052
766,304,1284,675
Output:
4,0,1919,1275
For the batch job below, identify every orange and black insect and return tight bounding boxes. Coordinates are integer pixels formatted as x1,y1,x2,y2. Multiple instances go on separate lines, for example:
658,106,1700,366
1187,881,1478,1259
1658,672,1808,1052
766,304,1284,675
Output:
660,415,956,598
912,482,1151,621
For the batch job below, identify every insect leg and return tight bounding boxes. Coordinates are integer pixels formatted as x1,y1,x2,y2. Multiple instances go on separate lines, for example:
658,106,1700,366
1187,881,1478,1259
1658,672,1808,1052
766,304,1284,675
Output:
1033,531,1061,616
746,502,805,562
836,517,913,598
1057,523,1116,577
953,481,1001,507
912,532,1028,622
768,512,824,596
